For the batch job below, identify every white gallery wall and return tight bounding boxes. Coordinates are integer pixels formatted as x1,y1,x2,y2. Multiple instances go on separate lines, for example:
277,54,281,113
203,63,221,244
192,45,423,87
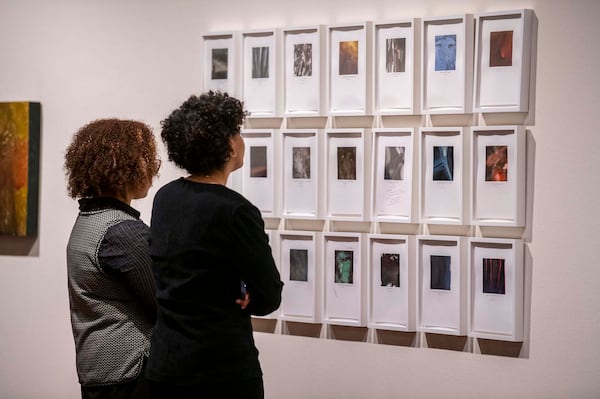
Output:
0,0,599,397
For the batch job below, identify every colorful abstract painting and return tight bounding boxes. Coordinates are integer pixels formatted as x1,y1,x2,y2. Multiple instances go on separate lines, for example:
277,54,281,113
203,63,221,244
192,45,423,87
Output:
483,258,506,294
433,146,454,181
485,145,508,181
334,250,353,284
435,34,456,71
489,31,513,67
0,102,40,237
339,40,359,75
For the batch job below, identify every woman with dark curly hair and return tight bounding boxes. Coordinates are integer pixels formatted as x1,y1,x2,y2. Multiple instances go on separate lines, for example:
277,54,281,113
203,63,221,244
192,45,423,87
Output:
64,119,160,399
146,91,283,399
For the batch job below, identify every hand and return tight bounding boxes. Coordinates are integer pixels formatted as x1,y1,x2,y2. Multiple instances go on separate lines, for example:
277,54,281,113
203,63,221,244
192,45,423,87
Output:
236,293,250,309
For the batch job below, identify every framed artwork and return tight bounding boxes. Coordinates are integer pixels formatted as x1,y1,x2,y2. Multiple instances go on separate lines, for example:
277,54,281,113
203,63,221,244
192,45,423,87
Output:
283,26,326,116
282,129,320,219
279,231,322,323
417,235,467,335
371,128,415,223
202,32,239,96
468,238,524,341
328,22,372,115
421,15,474,114
473,10,534,113
0,102,41,238
240,129,277,217
419,127,467,225
374,19,418,115
325,129,366,220
368,235,415,331
323,233,365,326
471,125,526,227
242,29,281,117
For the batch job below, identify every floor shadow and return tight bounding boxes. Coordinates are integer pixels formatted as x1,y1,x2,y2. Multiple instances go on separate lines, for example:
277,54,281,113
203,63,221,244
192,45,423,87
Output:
425,332,468,352
375,330,417,347
251,318,277,334
328,325,369,342
478,338,523,358
282,321,322,338
0,236,38,256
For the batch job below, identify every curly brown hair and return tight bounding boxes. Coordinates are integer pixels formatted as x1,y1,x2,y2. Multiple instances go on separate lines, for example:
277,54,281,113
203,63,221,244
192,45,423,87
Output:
160,91,246,175
64,119,160,199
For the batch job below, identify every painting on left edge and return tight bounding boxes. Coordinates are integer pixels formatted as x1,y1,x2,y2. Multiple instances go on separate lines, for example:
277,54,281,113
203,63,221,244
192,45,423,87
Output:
0,102,41,237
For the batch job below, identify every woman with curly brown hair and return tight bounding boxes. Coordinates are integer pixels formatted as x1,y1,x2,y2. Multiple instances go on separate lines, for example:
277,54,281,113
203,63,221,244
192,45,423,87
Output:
64,118,160,399
145,91,283,399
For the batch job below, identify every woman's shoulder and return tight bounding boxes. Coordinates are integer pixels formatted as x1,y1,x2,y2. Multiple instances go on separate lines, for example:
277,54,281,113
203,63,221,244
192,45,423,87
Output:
153,178,257,213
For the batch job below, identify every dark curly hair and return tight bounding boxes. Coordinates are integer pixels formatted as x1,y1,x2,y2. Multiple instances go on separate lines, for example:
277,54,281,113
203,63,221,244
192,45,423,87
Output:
160,91,246,175
64,119,160,199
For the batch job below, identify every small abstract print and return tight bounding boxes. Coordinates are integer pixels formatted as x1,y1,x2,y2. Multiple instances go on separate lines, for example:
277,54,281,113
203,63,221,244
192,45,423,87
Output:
489,31,513,67
290,249,309,282
433,146,454,181
292,147,310,179
381,253,400,287
250,146,267,178
485,145,508,182
339,40,359,75
337,147,356,180
435,34,456,71
335,250,354,284
252,46,269,79
0,102,40,237
211,48,228,80
430,255,451,290
384,146,405,181
386,38,406,73
483,258,505,294
294,43,312,77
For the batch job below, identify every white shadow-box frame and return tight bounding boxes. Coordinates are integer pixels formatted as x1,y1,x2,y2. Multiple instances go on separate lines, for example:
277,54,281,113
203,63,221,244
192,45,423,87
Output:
254,229,280,319
328,22,373,116
368,234,416,331
279,231,322,323
419,127,467,225
417,235,467,336
468,238,524,341
421,14,474,114
373,19,418,115
281,129,321,219
241,29,282,117
202,31,240,96
325,129,367,221
471,125,526,227
323,232,365,327
371,128,415,223
473,9,534,113
283,26,326,117
241,129,278,217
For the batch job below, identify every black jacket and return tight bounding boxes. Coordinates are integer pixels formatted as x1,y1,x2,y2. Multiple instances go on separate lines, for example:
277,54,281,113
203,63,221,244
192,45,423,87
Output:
146,178,283,384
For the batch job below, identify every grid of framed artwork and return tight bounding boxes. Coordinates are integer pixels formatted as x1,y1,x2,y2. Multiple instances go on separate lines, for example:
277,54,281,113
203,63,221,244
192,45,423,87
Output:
232,124,529,344
201,10,534,116
269,230,524,342
237,125,525,228
207,9,534,350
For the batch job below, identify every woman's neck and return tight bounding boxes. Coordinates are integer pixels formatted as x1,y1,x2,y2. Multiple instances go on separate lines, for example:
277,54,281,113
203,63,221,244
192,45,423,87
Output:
187,169,228,185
